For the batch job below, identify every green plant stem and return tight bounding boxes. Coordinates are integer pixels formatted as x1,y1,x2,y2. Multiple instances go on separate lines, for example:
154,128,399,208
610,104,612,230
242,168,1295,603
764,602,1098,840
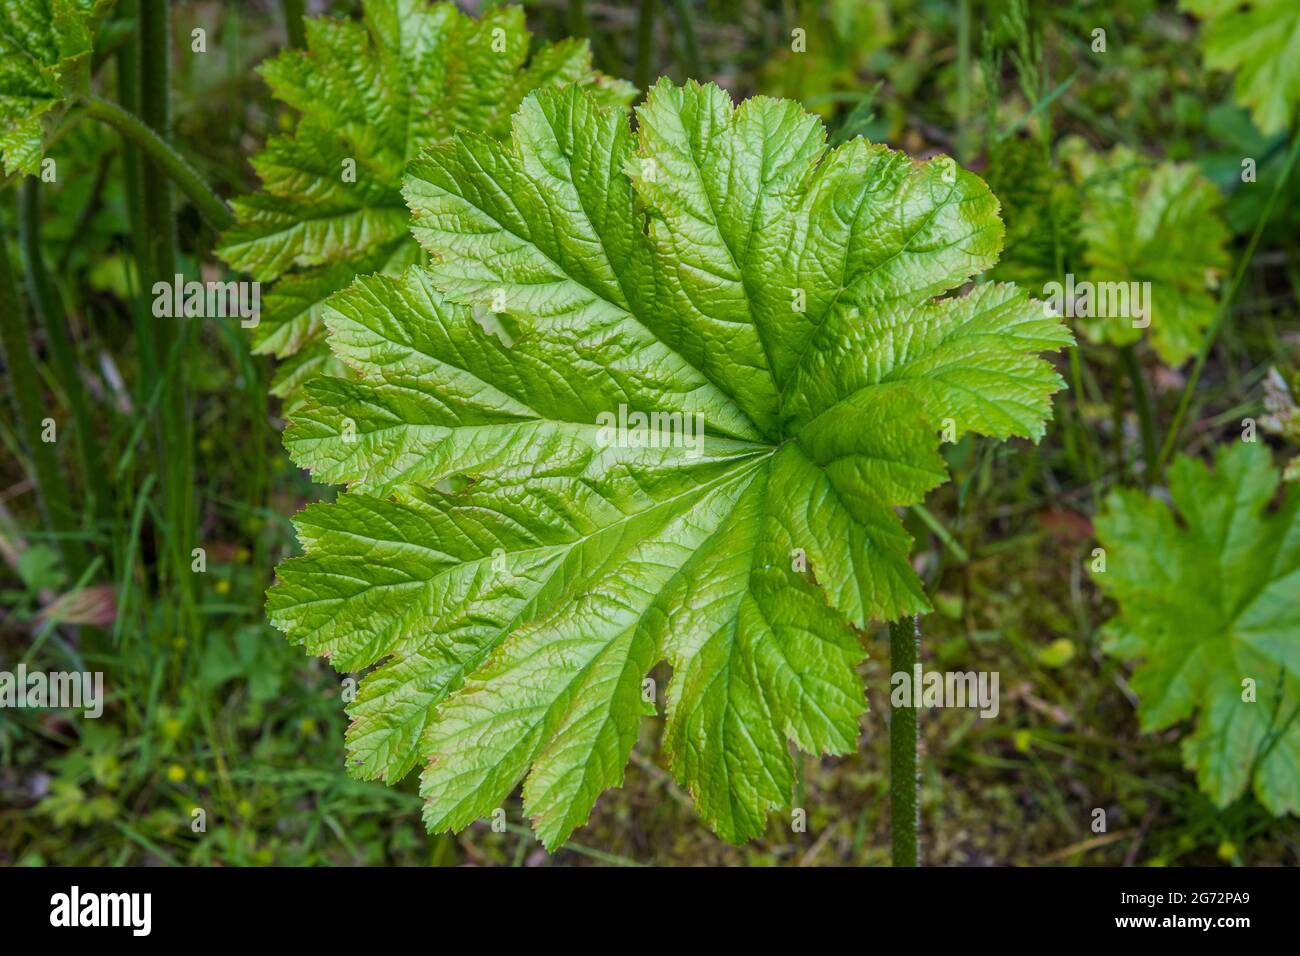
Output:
670,0,702,77
19,179,112,526
0,224,88,577
1111,358,1129,482
1159,126,1300,474
567,0,589,38
281,0,306,49
114,0,156,404
138,0,197,636
956,0,971,162
890,614,920,867
1119,344,1157,487
635,0,658,95
1067,335,1099,497
56,152,111,274
912,503,970,563
1045,101,1098,503
139,0,178,459
997,73,1077,143
77,94,232,231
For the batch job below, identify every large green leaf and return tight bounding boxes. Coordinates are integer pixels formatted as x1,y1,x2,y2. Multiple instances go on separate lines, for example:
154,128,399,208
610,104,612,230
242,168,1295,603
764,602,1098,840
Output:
1095,442,1300,816
269,80,1071,847
1182,0,1300,136
216,0,634,398
0,0,110,177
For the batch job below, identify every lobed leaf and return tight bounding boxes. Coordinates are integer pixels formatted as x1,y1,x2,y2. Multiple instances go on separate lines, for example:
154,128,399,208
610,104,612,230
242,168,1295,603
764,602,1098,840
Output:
0,0,110,177
1095,442,1300,816
270,80,1071,847
216,0,634,398
1063,140,1230,366
1182,0,1300,136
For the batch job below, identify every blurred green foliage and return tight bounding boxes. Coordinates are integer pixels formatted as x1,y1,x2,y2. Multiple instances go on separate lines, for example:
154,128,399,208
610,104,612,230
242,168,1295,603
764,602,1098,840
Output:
1,0,1298,866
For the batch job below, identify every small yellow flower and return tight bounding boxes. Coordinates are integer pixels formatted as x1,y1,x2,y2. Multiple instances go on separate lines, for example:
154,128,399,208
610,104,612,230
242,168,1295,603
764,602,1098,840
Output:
193,769,208,785
166,764,186,783
299,717,317,736
214,579,231,595
1013,729,1032,753
1217,840,1237,862
237,798,253,817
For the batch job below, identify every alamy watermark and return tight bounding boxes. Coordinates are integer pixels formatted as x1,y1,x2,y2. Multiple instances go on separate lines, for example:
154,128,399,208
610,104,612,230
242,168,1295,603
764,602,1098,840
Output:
0,664,104,718
891,663,999,718
595,404,705,458
152,273,260,328
50,886,150,936
1042,273,1150,328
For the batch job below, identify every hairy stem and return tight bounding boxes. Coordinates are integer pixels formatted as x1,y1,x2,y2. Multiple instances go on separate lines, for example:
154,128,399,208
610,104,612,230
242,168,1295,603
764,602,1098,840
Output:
78,94,232,231
890,614,920,867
